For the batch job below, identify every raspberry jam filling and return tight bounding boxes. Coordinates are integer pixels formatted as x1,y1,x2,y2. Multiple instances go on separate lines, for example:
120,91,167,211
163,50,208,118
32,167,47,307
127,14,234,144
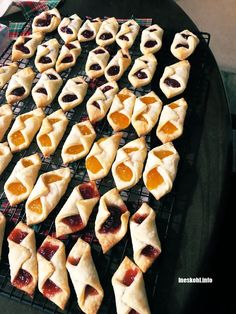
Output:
61,55,73,63
119,34,129,41
11,87,25,96
149,28,157,32
175,43,189,49
99,32,113,40
107,65,120,76
141,245,159,258
67,256,80,266
42,279,62,298
35,14,55,27
94,49,105,54
122,268,138,286
181,33,191,39
85,285,98,298
92,101,100,109
47,74,58,80
62,94,77,102
164,77,181,88
66,43,76,50
79,182,99,199
81,30,94,38
129,310,140,314
134,70,148,79
144,40,157,48
61,26,73,34
36,88,47,95
101,85,113,93
13,269,33,288
90,63,102,71
8,228,28,244
15,44,30,54
38,242,59,261
62,214,83,232
39,56,52,64
133,213,148,224
99,204,125,234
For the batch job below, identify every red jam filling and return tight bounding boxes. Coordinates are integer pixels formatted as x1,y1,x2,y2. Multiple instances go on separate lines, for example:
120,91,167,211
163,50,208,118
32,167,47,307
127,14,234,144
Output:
67,256,80,266
85,285,98,298
99,204,125,234
61,26,73,34
122,268,139,286
141,245,159,258
61,55,73,63
79,182,99,199
144,40,157,48
8,228,28,244
66,43,76,50
11,87,25,96
38,242,59,261
39,56,52,64
90,63,101,71
94,49,105,54
107,65,120,76
133,213,148,224
13,269,33,288
15,44,30,54
47,74,58,80
129,310,140,314
61,214,83,232
42,279,62,298
62,94,77,102
175,43,189,49
81,30,94,38
36,87,47,95
99,32,113,40
101,85,113,93
134,70,147,79
35,14,55,27
164,77,181,88
119,35,129,41
92,101,100,109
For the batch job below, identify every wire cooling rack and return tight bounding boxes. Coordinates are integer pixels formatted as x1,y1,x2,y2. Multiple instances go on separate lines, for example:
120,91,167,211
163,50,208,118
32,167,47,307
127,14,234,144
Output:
0,15,210,314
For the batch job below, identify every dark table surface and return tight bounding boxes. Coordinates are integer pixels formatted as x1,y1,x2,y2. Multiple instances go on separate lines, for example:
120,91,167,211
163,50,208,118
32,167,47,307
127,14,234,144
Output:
0,0,234,313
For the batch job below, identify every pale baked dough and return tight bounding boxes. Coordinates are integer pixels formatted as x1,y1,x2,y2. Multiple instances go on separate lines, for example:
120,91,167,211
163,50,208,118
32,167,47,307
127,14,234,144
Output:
170,30,199,60
0,212,6,261
116,19,140,49
0,62,18,88
96,17,119,46
0,104,13,141
32,8,61,33
0,142,13,175
104,49,131,82
85,46,110,79
78,18,102,42
58,14,82,43
35,38,60,73
140,24,164,55
56,40,81,72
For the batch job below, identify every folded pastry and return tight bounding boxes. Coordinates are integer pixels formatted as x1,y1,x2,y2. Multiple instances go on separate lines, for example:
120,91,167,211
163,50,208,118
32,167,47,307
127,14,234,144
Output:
4,153,42,206
104,49,131,82
0,104,13,141
140,24,164,55
78,18,102,42
156,98,188,143
85,132,122,181
66,238,104,314
8,221,37,296
8,108,45,153
85,46,110,79
0,62,18,88
37,109,69,157
56,40,81,72
6,67,35,104
86,81,119,123
112,137,147,191
55,181,100,237
61,120,96,164
116,19,140,49
128,53,157,88
58,14,82,43
130,203,161,272
37,236,70,310
143,142,180,200
32,68,63,108
26,167,71,225
131,91,162,137
0,142,13,175
35,38,60,73
32,8,61,33
96,17,119,46
112,256,150,314
12,32,44,62
159,60,190,98
95,188,130,253
107,88,136,131
0,212,6,260
170,30,199,60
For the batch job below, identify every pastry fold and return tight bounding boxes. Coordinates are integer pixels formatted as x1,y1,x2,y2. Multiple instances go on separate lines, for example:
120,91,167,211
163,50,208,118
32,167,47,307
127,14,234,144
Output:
170,30,199,60
0,62,18,88
104,49,131,82
35,38,60,73
32,8,61,33
96,17,119,46
116,19,140,49
0,212,6,261
0,142,13,175
78,18,102,42
140,24,164,55
58,14,82,43
0,104,13,141
85,46,110,79
56,40,81,72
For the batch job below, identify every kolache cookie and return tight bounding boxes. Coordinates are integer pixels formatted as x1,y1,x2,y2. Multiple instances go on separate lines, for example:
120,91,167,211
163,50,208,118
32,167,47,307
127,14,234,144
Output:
35,38,60,73
96,17,119,46
170,30,199,60
85,46,110,79
116,19,140,49
78,18,102,42
0,62,18,88
104,49,131,82
140,24,164,55
58,14,82,43
0,104,13,141
32,8,61,34
0,142,13,175
55,40,81,73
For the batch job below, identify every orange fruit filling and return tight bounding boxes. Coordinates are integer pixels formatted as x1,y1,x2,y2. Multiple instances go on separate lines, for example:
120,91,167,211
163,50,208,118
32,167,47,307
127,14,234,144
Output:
21,114,32,122
8,182,27,195
28,198,42,214
118,94,130,102
160,121,178,134
169,103,179,109
44,174,62,184
86,156,103,174
97,137,107,144
39,134,52,147
146,168,164,190
11,131,25,146
136,113,148,123
49,118,60,125
154,150,173,160
0,150,3,156
22,159,33,167
66,144,84,154
78,125,91,135
140,96,156,104
116,163,133,181
124,147,139,154
110,112,130,129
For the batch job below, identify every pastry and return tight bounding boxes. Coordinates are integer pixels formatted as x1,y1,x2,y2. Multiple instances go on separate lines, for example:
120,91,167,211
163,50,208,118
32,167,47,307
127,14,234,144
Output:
78,18,102,42
0,142,13,175
0,62,18,88
86,81,119,123
58,76,88,111
61,120,96,164
55,181,99,237
112,256,150,314
66,238,104,314
112,137,147,191
95,188,130,253
6,67,35,104
7,108,45,153
96,17,119,46
159,60,190,98
116,19,140,49
128,53,157,88
140,24,164,55
25,167,71,225
104,49,131,82
143,142,180,200
55,40,81,73
58,14,82,43
85,132,122,181
170,30,199,60
4,153,42,206
37,236,70,310
35,38,60,73
32,68,63,108
131,91,162,137
107,88,136,131
156,98,188,143
0,212,6,260
130,203,161,272
0,104,13,141
85,46,110,79
32,8,61,34
7,221,37,296
37,109,69,157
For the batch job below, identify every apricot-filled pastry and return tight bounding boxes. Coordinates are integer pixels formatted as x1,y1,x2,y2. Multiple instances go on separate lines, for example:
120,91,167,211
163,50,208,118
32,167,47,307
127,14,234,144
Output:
58,76,88,111
0,212,6,260
104,49,131,82
128,53,157,88
32,8,61,34
0,62,18,88
56,40,81,72
96,17,119,46
78,18,102,42
4,153,42,206
32,68,63,108
61,120,96,164
0,142,13,175
7,108,45,153
6,67,35,105
85,46,110,79
116,19,140,49
156,98,188,143
130,203,161,272
37,236,70,310
66,238,104,314
107,88,136,131
170,30,199,60
143,142,180,200
112,256,151,314
0,104,13,141
140,24,164,55
55,181,99,237
37,109,69,157
58,14,82,43
86,81,119,123
131,91,163,137
26,167,71,225
35,38,60,73
159,60,190,98
85,132,122,181
8,221,38,296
